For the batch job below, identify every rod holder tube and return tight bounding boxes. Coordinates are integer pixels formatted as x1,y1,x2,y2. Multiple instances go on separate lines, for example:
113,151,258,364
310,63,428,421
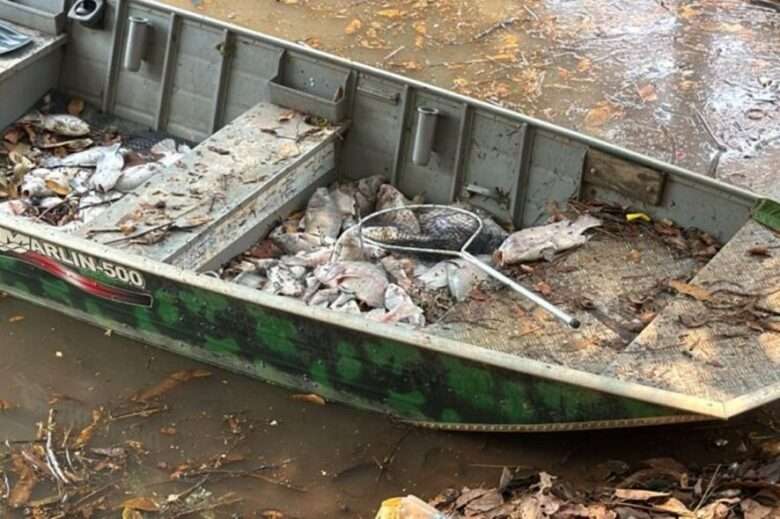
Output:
124,16,151,72
412,107,440,166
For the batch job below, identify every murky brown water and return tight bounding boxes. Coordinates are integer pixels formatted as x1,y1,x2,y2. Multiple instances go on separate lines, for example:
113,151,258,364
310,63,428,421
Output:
2,0,780,517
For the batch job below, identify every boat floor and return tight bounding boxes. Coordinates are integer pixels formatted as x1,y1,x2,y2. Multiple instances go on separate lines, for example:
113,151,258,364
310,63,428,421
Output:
430,218,780,411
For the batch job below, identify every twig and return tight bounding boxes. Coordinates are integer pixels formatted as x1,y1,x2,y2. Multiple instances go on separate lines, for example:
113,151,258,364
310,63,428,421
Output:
383,45,405,61
707,149,723,178
694,107,728,152
695,464,721,511
108,405,167,422
103,205,201,245
250,473,307,493
473,16,520,41
45,409,70,484
376,428,412,483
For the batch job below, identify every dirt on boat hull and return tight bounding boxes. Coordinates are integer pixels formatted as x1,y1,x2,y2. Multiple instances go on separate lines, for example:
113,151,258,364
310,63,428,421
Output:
0,219,702,432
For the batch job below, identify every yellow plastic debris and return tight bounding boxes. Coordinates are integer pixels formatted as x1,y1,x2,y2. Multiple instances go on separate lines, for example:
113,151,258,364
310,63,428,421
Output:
626,212,651,223
375,495,445,519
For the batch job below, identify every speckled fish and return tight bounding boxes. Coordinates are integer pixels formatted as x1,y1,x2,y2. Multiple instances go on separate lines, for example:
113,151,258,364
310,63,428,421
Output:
20,175,53,198
314,261,388,308
270,226,326,255
495,214,602,265
263,264,307,297
303,187,343,239
375,184,421,233
20,111,90,137
89,143,125,192
366,284,425,327
380,255,416,291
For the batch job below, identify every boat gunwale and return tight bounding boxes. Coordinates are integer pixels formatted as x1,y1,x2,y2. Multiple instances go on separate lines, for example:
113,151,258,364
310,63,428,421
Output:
0,214,740,420
128,0,761,206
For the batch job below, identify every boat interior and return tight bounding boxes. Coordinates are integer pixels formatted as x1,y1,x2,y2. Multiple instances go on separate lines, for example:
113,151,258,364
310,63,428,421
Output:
1,0,779,418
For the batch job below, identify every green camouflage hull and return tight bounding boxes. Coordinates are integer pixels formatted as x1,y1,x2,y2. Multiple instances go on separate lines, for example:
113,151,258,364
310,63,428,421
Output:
0,221,700,432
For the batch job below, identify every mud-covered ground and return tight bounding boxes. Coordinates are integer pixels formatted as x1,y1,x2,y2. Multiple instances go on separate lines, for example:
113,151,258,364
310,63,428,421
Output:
2,0,780,517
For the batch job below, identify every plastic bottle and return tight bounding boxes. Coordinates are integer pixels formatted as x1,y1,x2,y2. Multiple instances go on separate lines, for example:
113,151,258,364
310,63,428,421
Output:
375,495,448,519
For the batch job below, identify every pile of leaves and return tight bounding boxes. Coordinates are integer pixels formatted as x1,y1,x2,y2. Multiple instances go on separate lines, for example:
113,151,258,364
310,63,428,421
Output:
428,454,780,519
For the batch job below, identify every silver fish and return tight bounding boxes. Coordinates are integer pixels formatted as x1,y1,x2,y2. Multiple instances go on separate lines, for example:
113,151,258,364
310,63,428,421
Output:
281,247,333,268
45,144,117,168
369,283,426,327
233,271,266,289
314,261,388,308
355,175,387,215
417,261,450,290
331,298,362,314
303,187,343,239
336,229,388,261
375,184,421,233
20,176,53,198
263,264,306,297
446,257,490,301
89,144,125,192
0,200,26,216
495,214,602,265
270,226,326,255
34,196,65,210
309,287,341,307
380,255,416,291
114,162,163,192
20,112,90,137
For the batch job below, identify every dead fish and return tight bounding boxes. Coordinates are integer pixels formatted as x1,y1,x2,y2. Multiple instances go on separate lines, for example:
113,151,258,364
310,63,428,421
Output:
380,255,416,290
270,226,326,254
309,287,340,307
89,144,125,192
281,247,333,268
374,283,426,327
329,184,357,218
33,196,65,210
315,261,388,308
114,162,163,192
375,184,421,233
331,298,362,314
264,264,306,297
0,200,27,216
20,176,54,198
355,175,387,215
417,261,450,290
495,214,602,265
77,192,121,225
303,187,343,239
446,258,490,301
336,228,388,261
233,271,265,289
44,144,117,168
36,137,94,151
20,112,90,137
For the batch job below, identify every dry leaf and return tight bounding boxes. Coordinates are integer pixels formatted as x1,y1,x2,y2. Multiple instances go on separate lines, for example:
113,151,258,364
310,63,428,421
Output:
261,511,286,519
741,498,774,519
8,452,38,508
122,509,143,519
291,393,326,405
678,5,700,19
67,98,85,116
132,368,212,402
344,18,361,35
576,57,592,73
614,489,670,501
747,246,770,257
3,128,22,144
534,281,553,296
584,101,618,129
628,249,641,263
377,8,402,18
637,84,657,102
45,179,71,196
652,497,692,516
277,142,301,160
160,426,177,436
0,399,13,411
9,315,25,323
669,280,711,301
75,408,105,448
121,497,160,512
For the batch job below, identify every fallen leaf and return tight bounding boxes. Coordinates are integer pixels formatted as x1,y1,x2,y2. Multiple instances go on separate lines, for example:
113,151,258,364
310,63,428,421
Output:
584,101,619,129
534,281,553,296
614,489,670,501
669,280,711,301
639,311,656,324
576,57,592,73
74,408,105,448
45,179,71,196
741,498,774,519
377,8,402,18
747,246,770,257
160,426,177,436
9,315,25,323
637,84,657,102
758,333,780,363
277,142,301,160
121,497,160,512
131,368,212,402
8,452,38,508
3,128,22,144
291,393,326,405
652,497,692,516
0,399,13,411
627,249,641,263
261,511,286,519
67,98,85,116
344,18,361,35
122,509,143,519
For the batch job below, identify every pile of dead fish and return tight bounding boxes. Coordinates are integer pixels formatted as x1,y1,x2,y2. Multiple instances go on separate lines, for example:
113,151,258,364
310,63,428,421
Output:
225,176,602,328
0,108,189,230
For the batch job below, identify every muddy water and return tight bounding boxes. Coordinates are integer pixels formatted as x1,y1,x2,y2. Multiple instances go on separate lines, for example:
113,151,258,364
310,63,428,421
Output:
2,0,780,517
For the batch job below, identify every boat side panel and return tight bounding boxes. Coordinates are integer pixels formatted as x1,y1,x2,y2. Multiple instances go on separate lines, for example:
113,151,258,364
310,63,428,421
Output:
0,230,686,427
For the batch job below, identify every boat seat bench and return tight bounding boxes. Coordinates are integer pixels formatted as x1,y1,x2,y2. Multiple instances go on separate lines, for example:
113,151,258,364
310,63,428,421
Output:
0,19,65,130
80,102,342,272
